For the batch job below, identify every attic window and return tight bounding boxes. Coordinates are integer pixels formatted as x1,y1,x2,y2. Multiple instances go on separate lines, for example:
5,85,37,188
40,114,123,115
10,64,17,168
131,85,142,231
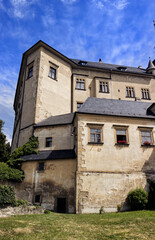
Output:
78,61,87,66
117,66,127,71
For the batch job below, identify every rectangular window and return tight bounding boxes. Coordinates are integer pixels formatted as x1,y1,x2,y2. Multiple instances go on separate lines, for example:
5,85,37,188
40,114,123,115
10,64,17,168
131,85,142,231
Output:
88,124,103,144
141,89,150,100
114,126,129,145
39,162,45,171
34,195,41,204
90,128,101,143
46,137,52,147
140,130,153,145
99,81,109,93
49,66,56,79
76,79,85,90
126,87,135,98
77,102,83,110
27,66,33,79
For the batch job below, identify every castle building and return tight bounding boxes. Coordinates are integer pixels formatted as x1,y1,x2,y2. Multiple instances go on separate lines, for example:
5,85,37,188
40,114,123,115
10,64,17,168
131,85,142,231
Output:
12,40,155,213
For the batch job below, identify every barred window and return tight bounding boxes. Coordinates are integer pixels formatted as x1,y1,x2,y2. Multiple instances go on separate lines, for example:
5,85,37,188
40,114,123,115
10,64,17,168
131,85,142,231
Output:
99,81,109,93
126,87,135,98
141,89,150,100
76,79,85,90
45,137,52,147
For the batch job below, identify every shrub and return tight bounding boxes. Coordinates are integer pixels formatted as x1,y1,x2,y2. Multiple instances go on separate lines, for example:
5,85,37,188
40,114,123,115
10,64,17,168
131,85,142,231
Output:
13,199,28,207
0,185,15,207
44,209,51,214
0,162,24,182
117,204,121,212
127,188,148,210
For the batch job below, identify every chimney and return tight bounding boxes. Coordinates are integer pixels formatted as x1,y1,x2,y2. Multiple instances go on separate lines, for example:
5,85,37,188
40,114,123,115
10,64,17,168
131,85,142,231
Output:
99,58,102,63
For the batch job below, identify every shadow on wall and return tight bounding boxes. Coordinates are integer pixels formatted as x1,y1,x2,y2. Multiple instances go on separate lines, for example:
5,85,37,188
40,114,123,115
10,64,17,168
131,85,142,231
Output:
142,147,155,209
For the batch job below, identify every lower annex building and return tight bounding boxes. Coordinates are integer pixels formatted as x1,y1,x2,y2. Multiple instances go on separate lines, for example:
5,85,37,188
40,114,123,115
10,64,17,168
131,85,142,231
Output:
12,41,155,213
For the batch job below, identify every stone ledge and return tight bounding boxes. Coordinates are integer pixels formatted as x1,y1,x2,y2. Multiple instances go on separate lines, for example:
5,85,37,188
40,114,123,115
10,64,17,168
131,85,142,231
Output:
0,206,45,218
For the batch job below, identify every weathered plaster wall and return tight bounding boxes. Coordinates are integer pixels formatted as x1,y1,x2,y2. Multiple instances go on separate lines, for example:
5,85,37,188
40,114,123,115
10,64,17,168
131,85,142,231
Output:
34,125,74,151
15,159,76,213
76,113,155,213
35,48,72,123
72,68,154,111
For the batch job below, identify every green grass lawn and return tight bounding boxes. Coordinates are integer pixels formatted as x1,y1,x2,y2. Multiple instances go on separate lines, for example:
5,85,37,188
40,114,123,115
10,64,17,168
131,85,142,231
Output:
0,211,155,240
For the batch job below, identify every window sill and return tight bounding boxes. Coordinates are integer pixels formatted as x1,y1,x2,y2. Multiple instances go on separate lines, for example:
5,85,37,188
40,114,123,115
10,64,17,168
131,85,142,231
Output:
48,76,58,81
75,88,86,91
99,91,110,94
141,98,151,100
88,142,104,145
115,143,129,146
27,76,33,80
126,96,135,98
141,144,154,147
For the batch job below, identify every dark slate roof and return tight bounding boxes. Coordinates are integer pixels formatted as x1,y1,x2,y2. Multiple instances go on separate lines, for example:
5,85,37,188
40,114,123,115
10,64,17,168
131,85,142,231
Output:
147,58,155,70
77,97,155,119
35,113,74,127
22,149,76,161
71,59,149,75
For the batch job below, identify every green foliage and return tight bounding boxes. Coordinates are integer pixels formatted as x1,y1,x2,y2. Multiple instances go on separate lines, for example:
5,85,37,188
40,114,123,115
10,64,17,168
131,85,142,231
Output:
7,136,38,170
0,120,11,163
13,199,28,207
148,179,155,209
0,185,15,207
117,204,121,212
127,188,148,210
44,209,51,214
0,162,24,182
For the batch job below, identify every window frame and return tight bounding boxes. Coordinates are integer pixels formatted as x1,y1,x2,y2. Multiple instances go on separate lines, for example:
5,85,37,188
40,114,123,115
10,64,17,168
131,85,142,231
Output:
87,124,104,144
138,127,154,147
76,79,85,90
126,86,135,98
48,61,59,81
38,162,45,172
49,66,56,80
77,102,83,110
27,62,34,79
99,81,109,93
45,137,52,148
113,125,129,146
34,194,41,205
141,88,151,100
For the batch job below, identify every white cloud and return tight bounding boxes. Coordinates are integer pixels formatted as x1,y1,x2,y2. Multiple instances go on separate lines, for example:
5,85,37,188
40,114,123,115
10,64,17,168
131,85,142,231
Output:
92,0,129,10
0,0,5,10
60,0,77,4
113,0,129,10
9,0,37,18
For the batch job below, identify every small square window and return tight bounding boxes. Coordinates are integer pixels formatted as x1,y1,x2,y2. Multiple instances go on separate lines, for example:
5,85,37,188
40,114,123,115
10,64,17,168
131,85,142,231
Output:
77,102,83,110
49,67,56,79
141,130,152,145
46,137,52,147
76,79,85,90
99,81,109,93
27,66,33,79
39,162,45,171
114,126,129,145
141,89,150,100
88,124,103,144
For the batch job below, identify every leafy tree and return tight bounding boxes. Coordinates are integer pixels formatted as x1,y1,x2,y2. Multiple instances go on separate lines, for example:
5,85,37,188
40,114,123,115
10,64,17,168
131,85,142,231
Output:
127,188,148,210
0,120,11,162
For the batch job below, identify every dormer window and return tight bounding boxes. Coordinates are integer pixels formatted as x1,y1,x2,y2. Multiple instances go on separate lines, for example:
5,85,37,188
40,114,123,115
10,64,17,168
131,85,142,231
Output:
78,61,87,66
117,66,127,71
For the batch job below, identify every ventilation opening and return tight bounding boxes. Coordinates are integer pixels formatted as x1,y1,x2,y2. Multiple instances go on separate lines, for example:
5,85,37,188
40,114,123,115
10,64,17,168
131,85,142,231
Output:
117,66,127,71
57,198,67,213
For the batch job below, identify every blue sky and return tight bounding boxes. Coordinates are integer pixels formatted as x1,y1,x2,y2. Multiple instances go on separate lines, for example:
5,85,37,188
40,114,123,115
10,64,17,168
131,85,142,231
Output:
0,0,155,143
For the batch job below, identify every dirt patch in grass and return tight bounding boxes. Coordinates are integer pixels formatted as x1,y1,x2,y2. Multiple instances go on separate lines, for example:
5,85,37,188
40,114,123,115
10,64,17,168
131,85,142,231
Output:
14,227,33,234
